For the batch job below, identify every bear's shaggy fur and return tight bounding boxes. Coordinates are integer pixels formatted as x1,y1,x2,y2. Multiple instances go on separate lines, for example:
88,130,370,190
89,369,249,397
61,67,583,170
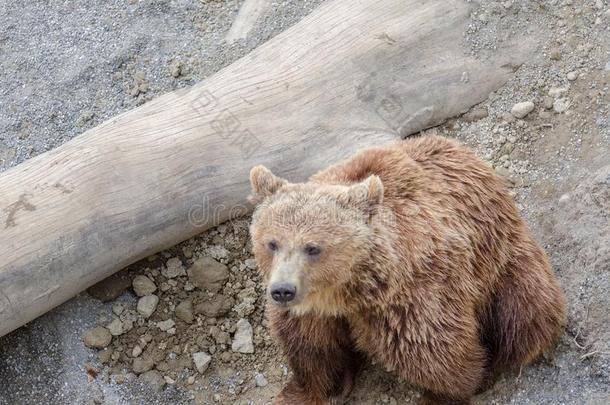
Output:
248,135,565,404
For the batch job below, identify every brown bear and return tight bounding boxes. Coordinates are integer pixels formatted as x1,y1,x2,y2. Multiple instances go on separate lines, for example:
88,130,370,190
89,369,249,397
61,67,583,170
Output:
248,135,566,404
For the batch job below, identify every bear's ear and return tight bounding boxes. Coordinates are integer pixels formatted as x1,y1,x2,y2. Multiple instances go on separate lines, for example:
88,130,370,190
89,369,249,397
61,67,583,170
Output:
339,175,384,211
248,165,288,204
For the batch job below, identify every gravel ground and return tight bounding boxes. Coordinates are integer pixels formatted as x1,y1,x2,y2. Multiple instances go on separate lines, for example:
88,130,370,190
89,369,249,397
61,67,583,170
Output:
1,0,609,404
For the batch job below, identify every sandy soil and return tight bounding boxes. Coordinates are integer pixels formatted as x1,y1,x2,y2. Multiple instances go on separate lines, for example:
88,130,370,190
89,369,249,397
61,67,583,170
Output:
1,1,609,404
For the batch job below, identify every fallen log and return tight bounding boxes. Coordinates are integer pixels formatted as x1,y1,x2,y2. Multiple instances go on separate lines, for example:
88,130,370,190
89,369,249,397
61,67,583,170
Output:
0,0,527,337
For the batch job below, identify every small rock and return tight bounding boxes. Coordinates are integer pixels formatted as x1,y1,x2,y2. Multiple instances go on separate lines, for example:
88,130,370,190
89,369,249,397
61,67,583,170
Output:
195,294,233,317
219,352,232,363
549,86,568,98
549,48,561,61
175,299,195,323
132,356,154,374
132,345,143,358
87,270,131,302
462,107,488,123
76,111,94,127
553,98,570,113
157,319,176,332
510,101,535,119
164,376,176,384
187,376,196,385
210,327,231,345
605,60,610,72
232,319,254,354
137,295,159,318
83,327,112,349
254,373,268,387
234,287,257,317
129,72,149,97
567,71,578,81
244,258,258,270
112,303,125,316
132,275,157,297
169,60,183,78
542,96,554,110
139,370,166,393
98,348,113,364
163,257,186,279
193,352,212,374
188,257,229,293
114,374,127,384
106,317,125,336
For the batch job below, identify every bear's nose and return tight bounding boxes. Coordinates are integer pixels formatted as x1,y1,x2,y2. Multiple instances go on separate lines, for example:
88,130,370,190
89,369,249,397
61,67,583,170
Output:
270,282,297,303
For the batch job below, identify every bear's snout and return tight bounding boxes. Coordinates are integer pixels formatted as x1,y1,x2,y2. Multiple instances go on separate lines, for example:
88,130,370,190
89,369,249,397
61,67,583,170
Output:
270,282,297,303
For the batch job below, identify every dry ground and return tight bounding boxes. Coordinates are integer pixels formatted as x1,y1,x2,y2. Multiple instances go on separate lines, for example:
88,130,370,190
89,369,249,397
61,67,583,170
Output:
0,1,609,404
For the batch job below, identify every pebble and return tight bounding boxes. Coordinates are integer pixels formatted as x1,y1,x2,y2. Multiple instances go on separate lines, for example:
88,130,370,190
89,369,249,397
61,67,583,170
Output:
157,319,176,332
187,376,196,385
137,295,159,318
132,345,143,358
98,348,113,364
83,327,112,349
196,294,233,317
232,319,254,354
139,370,166,392
542,96,554,110
163,257,186,279
169,60,183,78
510,101,535,119
254,373,268,387
244,258,258,270
114,374,127,384
550,48,561,60
132,275,157,297
553,98,570,113
106,317,125,336
549,86,568,98
132,357,154,374
188,256,229,293
129,72,149,97
193,352,212,374
112,303,125,316
567,71,578,81
76,110,94,127
175,299,195,324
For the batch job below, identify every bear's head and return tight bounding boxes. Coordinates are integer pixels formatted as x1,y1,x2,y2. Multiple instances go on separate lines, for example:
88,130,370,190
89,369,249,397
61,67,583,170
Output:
248,165,384,316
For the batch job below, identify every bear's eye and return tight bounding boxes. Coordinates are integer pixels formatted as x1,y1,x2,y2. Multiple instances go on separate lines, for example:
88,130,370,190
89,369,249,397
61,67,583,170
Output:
267,240,279,252
304,244,321,257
